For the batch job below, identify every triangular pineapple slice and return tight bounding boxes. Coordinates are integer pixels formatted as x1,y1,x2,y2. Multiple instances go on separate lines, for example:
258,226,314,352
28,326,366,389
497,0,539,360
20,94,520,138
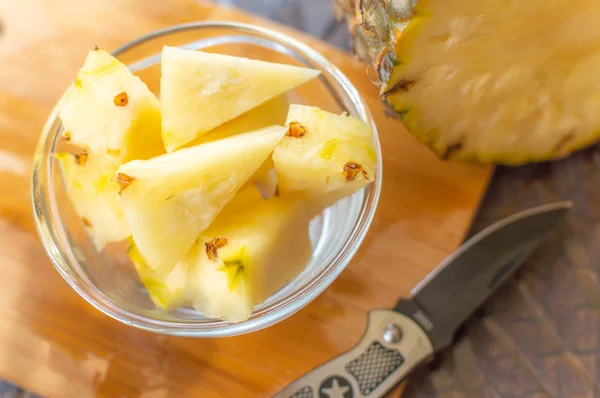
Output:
160,46,320,151
273,105,377,215
55,152,129,250
186,195,311,323
59,48,163,161
117,125,287,270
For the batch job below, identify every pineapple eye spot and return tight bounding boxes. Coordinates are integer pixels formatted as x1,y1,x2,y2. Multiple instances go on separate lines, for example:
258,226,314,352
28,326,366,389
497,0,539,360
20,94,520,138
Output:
74,152,88,166
63,131,72,142
116,173,135,194
342,162,368,181
382,79,416,98
113,92,129,107
286,122,307,138
93,45,100,51
441,142,463,160
212,237,228,249
205,237,228,261
553,130,576,153
82,217,93,228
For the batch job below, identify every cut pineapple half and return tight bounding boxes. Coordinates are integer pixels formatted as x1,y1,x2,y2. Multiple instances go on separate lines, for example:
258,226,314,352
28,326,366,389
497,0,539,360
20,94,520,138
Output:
59,48,164,161
382,0,600,164
117,125,287,271
273,105,377,214
186,195,311,323
160,46,320,151
55,152,129,250
128,242,189,310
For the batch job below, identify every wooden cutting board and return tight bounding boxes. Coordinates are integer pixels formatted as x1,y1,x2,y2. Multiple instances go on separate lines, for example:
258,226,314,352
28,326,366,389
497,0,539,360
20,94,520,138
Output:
0,0,492,396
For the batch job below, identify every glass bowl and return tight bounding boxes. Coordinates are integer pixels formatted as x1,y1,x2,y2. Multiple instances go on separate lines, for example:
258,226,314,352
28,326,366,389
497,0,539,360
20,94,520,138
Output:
32,21,382,337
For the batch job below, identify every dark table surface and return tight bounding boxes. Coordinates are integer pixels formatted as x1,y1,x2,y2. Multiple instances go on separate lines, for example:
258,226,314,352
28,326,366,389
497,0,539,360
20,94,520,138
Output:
2,1,599,397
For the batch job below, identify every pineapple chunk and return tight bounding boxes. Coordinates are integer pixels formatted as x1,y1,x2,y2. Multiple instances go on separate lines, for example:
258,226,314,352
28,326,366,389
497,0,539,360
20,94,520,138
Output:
273,105,377,214
186,195,311,323
160,46,320,151
128,242,189,310
59,48,163,161
55,152,129,250
117,125,287,271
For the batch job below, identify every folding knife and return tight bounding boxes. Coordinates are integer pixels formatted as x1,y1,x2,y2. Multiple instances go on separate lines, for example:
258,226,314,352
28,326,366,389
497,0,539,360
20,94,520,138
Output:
275,202,571,398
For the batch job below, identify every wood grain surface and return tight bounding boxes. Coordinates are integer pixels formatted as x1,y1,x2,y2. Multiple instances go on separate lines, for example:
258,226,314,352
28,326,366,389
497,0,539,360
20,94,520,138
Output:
0,0,491,397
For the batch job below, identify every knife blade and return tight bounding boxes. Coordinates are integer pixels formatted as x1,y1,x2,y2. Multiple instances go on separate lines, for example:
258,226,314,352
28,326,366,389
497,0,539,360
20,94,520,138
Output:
274,202,570,398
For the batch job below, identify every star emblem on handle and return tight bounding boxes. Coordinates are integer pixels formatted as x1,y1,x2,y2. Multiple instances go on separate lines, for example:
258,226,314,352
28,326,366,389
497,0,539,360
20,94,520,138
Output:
319,376,353,398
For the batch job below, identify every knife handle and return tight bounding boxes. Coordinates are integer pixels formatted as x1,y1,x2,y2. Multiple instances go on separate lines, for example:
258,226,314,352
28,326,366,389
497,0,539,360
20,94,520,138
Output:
273,309,434,398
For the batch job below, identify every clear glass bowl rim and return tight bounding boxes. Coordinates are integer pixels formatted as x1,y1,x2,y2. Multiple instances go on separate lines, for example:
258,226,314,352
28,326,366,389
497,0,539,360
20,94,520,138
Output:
31,21,383,337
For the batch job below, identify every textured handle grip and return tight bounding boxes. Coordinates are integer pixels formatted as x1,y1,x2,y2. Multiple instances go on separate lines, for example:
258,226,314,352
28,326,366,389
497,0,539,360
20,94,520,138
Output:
273,309,434,398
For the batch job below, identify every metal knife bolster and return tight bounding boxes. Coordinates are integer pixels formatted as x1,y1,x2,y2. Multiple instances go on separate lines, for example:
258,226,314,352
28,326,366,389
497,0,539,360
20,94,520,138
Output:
273,309,434,398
